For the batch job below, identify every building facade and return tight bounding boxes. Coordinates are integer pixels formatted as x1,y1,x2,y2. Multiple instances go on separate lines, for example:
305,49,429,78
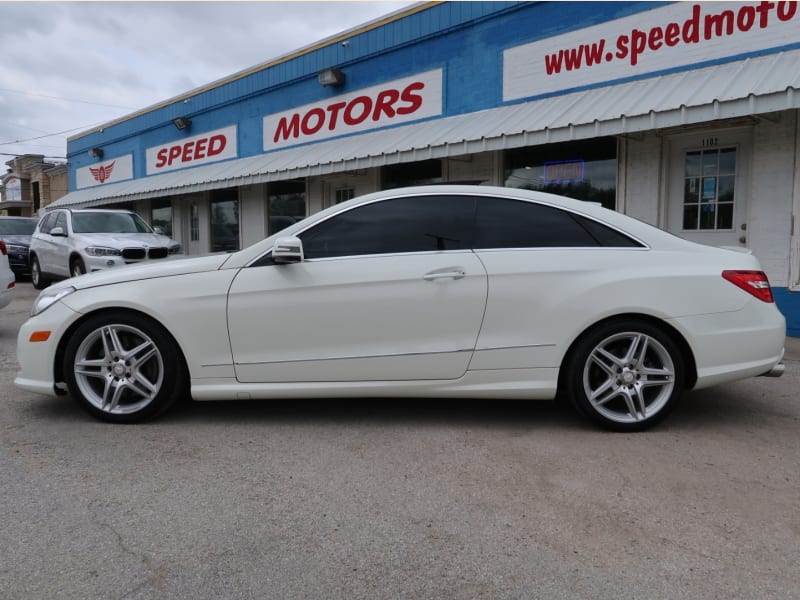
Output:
1,155,68,216
50,1,800,334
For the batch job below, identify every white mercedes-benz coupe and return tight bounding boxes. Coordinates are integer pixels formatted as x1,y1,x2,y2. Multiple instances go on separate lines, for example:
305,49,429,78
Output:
15,186,785,430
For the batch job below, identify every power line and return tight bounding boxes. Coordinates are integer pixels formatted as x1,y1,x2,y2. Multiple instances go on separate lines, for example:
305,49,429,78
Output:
0,87,136,110
0,121,110,147
0,152,66,159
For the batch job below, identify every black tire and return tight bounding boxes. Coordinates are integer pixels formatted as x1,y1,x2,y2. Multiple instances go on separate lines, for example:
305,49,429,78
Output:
564,319,685,432
70,257,86,277
30,256,49,290
62,311,187,423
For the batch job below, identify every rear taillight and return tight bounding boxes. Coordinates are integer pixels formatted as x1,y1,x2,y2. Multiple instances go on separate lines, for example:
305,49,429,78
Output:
722,270,774,303
0,240,6,256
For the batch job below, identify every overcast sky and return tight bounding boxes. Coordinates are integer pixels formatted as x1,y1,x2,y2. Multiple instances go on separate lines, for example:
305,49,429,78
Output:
0,1,412,163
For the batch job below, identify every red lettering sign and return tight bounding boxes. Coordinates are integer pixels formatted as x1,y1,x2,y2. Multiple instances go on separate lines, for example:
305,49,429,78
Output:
272,81,427,144
155,134,228,168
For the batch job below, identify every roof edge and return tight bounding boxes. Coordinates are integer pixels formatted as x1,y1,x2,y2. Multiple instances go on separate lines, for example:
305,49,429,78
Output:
68,2,439,143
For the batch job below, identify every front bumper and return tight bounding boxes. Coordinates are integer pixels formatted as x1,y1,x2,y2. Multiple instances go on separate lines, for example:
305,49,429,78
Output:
82,252,176,273
15,300,81,396
7,251,30,275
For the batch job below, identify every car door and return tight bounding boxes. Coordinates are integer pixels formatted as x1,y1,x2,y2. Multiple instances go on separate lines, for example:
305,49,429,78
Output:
33,212,59,275
48,211,71,276
227,194,488,383
469,196,646,370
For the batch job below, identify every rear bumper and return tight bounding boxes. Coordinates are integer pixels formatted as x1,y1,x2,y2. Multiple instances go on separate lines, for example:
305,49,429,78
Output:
0,286,12,309
0,271,14,309
668,300,786,390
758,350,785,377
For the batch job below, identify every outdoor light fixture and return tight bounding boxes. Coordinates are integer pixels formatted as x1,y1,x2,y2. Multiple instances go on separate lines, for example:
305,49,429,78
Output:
88,147,103,158
172,116,192,130
318,68,346,87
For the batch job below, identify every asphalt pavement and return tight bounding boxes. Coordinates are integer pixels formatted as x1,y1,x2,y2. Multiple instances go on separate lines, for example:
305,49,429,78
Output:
1,281,799,600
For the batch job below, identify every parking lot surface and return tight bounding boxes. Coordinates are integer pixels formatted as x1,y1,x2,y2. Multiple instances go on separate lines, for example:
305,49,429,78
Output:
1,282,799,599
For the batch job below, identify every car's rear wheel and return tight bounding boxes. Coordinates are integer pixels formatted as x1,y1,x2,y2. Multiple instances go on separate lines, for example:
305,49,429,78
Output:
30,256,49,290
565,320,684,431
70,257,86,277
63,312,187,423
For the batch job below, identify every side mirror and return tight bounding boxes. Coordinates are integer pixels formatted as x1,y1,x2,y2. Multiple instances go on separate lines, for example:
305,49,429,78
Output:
50,226,67,237
272,236,304,264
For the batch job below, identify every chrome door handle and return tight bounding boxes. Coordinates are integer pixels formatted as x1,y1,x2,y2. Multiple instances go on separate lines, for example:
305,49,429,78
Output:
423,269,466,281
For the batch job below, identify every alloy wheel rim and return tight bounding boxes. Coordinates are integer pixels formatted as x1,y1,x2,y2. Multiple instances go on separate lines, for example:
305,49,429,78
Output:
73,324,164,414
582,332,675,424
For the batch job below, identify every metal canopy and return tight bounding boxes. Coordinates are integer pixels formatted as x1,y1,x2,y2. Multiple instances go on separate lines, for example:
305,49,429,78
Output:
50,50,800,209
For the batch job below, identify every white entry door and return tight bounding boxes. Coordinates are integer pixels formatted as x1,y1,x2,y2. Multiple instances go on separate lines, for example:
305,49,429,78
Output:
667,129,751,248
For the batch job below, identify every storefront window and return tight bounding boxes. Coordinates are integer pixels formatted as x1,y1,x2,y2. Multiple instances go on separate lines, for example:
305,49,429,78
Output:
382,159,442,189
335,188,355,204
151,199,172,237
210,189,240,252
682,147,736,231
190,204,199,241
268,181,306,235
504,138,617,210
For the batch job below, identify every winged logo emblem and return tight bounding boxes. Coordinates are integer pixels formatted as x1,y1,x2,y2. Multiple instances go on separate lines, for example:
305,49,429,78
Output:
89,161,116,184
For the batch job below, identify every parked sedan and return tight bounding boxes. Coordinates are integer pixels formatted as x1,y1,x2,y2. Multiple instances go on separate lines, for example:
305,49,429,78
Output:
15,186,785,430
0,216,37,277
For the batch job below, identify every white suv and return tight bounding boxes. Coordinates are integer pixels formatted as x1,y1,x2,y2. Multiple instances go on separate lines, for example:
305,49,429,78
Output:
29,208,181,289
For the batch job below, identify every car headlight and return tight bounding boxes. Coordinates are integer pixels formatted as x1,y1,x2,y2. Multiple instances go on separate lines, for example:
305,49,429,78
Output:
31,286,76,316
7,243,27,254
85,246,122,257
168,244,182,254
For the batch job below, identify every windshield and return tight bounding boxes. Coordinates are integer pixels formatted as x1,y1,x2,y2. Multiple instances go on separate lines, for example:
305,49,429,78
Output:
71,212,153,234
0,218,37,235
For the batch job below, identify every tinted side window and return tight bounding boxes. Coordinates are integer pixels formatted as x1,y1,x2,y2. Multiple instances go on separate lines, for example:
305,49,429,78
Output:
572,214,644,247
38,213,56,234
301,196,475,259
474,198,598,248
54,212,68,232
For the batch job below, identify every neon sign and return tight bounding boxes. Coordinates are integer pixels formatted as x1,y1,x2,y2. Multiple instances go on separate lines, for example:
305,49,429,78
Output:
544,159,585,183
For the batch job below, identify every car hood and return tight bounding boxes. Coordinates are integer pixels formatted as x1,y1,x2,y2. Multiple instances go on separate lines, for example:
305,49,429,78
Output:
0,234,31,246
75,233,177,247
48,253,231,292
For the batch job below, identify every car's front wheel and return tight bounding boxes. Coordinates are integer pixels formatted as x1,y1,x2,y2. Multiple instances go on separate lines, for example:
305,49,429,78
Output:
70,257,86,277
30,256,49,290
63,312,187,423
564,320,685,431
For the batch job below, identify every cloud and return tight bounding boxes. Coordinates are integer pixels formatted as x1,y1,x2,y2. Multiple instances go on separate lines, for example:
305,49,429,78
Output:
0,1,411,160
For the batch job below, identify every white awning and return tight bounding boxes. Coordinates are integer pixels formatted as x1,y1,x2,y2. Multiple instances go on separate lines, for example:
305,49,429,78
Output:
50,49,800,209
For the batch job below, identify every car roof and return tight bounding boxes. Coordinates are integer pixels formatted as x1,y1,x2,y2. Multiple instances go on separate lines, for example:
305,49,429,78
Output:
224,184,701,270
65,208,135,214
